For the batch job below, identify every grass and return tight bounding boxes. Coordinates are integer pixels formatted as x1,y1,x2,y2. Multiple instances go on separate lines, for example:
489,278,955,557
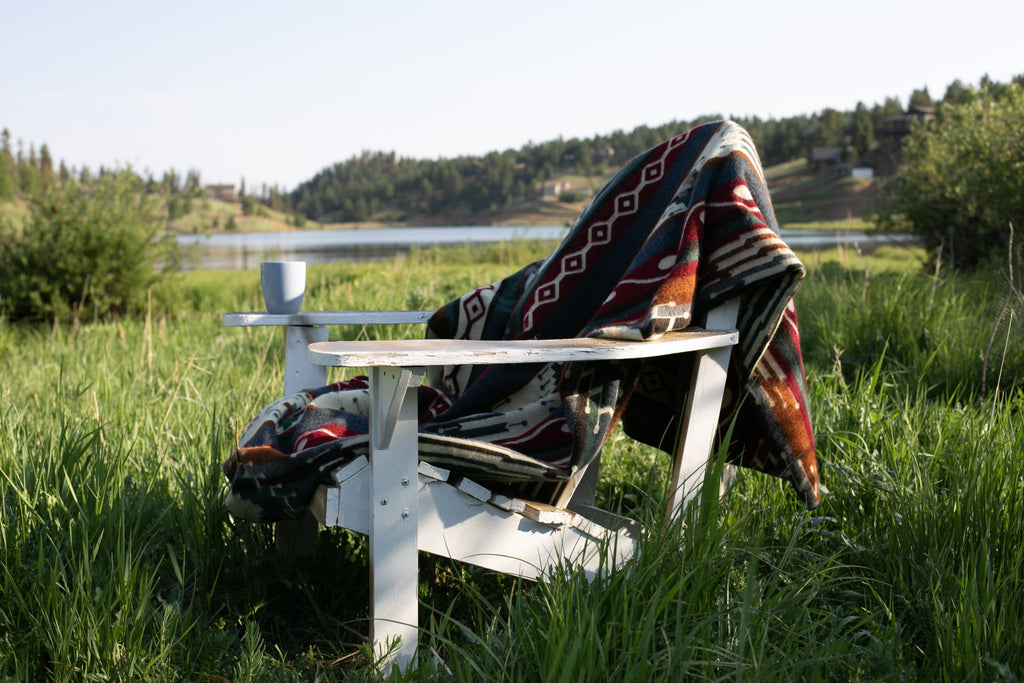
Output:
169,199,320,234
782,218,875,232
1,240,1023,680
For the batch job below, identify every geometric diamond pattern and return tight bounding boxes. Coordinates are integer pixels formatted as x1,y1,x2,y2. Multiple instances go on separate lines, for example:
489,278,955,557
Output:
589,222,611,246
536,283,558,303
561,252,586,274
616,193,637,214
463,289,488,324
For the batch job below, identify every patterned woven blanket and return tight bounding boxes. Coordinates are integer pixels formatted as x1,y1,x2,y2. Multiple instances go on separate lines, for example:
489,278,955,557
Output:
224,120,820,522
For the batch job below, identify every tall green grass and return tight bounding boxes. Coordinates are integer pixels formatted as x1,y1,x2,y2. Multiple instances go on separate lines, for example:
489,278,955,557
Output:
1,241,1022,680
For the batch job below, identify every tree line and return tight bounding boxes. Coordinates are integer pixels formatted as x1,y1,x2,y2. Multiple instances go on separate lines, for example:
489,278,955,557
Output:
285,74,1023,223
2,73,1021,230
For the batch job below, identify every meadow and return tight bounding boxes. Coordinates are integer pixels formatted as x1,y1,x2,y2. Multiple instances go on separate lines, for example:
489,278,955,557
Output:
1,239,1022,681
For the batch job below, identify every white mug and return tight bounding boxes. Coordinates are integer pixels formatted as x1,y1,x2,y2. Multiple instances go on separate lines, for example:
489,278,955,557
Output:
260,261,305,314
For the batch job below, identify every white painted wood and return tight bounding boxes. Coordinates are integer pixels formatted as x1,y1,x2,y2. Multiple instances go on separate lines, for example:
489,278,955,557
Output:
490,494,526,513
665,299,740,523
454,477,493,503
333,454,370,486
308,329,737,368
368,367,421,672
308,487,334,526
521,501,575,525
308,472,637,581
333,456,369,531
703,298,741,331
567,502,640,536
416,478,636,580
417,461,450,482
319,474,368,536
283,326,329,395
553,450,602,510
664,346,732,521
371,368,423,450
223,310,434,327
320,486,340,527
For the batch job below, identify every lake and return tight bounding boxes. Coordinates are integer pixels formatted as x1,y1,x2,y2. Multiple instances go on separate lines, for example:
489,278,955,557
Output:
175,225,569,269
175,225,916,270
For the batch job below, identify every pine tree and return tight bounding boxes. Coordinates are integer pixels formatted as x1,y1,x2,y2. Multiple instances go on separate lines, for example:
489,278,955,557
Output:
0,128,15,199
0,150,16,200
39,143,54,191
20,143,41,195
849,102,875,159
908,87,934,110
943,79,976,106
184,169,201,196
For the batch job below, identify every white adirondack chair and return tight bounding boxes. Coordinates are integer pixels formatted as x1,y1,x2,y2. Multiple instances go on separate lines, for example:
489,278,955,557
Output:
223,298,738,672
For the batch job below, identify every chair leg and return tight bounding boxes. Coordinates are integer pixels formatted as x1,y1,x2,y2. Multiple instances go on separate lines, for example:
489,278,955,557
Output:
368,366,421,672
274,325,329,558
666,344,733,523
665,299,739,523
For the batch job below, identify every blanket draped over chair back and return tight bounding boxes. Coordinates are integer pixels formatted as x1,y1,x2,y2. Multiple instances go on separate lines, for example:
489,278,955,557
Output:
224,121,820,522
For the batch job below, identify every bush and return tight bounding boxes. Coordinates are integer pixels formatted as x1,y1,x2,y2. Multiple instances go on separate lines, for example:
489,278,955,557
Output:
877,83,1024,271
0,172,177,323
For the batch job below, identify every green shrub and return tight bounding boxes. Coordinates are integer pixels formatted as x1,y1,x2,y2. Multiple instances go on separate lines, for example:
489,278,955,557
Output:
877,83,1024,271
0,172,177,323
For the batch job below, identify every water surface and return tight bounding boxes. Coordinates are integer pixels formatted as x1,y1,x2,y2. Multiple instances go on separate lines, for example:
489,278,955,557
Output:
176,225,915,270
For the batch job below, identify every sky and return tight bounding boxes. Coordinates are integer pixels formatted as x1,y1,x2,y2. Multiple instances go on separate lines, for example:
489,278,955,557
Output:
3,0,1022,193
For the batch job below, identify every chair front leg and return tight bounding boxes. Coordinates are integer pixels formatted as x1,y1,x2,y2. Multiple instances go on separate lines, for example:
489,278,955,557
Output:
368,365,422,672
665,299,739,523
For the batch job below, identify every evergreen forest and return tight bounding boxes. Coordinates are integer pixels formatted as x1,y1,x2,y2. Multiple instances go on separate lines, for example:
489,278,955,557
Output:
1,74,1022,228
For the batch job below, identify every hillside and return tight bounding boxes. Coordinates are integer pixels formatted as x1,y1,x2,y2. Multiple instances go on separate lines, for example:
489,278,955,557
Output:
764,159,879,224
353,160,881,229
165,198,313,233
0,160,879,237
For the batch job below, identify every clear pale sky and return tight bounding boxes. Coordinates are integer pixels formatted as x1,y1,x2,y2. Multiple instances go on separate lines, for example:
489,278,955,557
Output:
4,0,1021,192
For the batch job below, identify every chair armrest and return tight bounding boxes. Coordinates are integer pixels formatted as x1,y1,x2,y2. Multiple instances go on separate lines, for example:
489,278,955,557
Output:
222,310,434,327
308,328,738,368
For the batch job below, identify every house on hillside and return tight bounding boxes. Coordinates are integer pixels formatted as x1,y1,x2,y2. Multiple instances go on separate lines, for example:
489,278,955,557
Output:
538,181,592,201
205,184,238,203
812,146,843,166
879,106,934,137
593,146,615,164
